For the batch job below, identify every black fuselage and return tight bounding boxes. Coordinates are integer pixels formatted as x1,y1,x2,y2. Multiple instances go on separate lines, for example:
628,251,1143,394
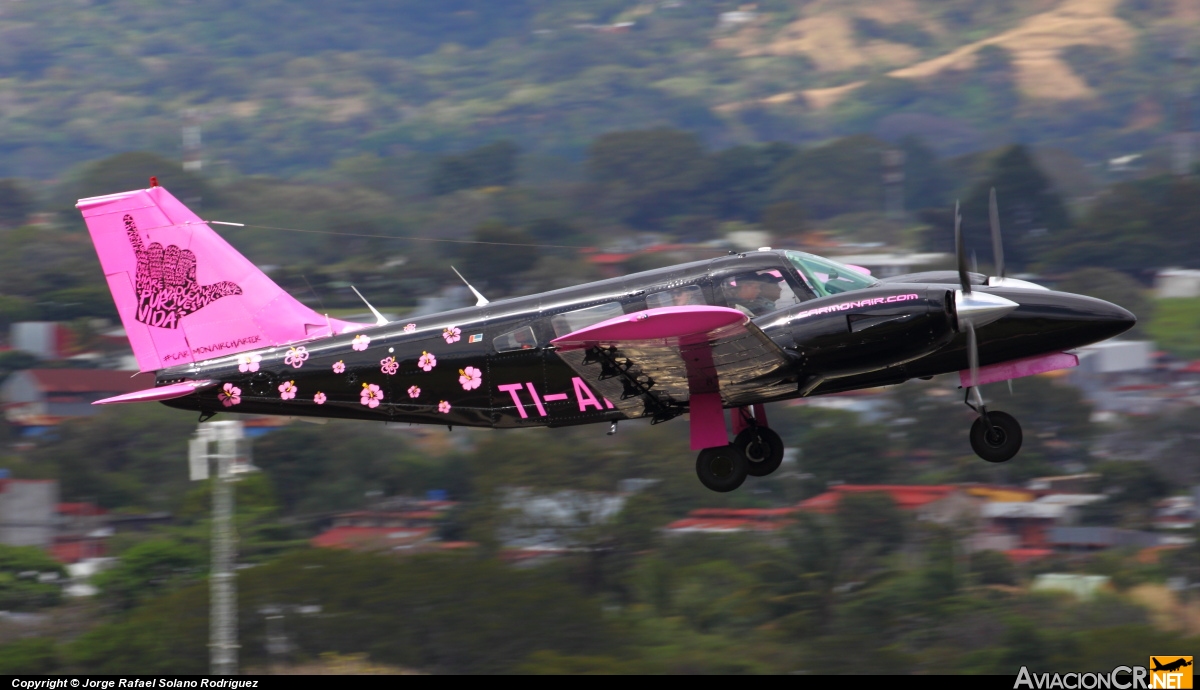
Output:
159,251,1135,428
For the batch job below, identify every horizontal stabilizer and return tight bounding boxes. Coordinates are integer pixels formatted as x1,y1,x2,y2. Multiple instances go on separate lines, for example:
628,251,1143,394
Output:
93,379,215,405
550,306,747,350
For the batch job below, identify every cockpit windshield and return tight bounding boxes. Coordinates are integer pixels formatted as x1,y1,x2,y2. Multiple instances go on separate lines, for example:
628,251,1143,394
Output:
785,251,880,296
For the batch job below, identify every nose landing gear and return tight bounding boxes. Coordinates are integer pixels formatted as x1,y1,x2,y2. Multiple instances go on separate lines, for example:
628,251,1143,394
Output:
964,388,1022,463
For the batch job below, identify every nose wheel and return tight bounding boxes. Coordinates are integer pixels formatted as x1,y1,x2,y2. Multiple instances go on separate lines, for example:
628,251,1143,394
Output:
964,389,1022,463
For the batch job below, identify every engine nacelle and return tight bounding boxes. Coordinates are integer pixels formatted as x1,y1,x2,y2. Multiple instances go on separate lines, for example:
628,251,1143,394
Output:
772,287,956,389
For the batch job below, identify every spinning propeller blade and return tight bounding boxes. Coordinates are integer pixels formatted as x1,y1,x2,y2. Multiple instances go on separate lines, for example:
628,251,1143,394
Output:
954,201,970,295
989,187,1005,279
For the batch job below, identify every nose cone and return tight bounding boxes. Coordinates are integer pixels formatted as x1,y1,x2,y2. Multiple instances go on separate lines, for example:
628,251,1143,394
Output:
1069,294,1137,342
993,289,1137,353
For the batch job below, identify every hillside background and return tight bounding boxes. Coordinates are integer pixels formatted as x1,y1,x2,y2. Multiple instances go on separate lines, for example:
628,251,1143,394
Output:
1,0,1197,178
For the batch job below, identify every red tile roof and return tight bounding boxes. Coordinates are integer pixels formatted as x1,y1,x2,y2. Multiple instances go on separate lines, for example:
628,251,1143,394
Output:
665,518,787,533
310,526,433,550
799,485,959,514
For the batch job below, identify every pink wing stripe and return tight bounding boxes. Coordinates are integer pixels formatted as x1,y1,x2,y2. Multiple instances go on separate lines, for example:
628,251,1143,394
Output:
550,306,747,351
958,352,1079,388
93,380,215,405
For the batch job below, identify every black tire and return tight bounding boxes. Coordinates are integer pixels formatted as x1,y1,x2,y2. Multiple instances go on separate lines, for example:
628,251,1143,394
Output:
734,427,784,477
696,445,748,493
970,411,1023,463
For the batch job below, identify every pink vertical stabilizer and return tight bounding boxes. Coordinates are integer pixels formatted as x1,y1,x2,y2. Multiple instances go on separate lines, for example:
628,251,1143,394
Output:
77,186,367,372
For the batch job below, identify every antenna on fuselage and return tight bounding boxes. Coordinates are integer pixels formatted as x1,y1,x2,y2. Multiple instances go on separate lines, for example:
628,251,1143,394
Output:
450,266,489,307
350,285,388,326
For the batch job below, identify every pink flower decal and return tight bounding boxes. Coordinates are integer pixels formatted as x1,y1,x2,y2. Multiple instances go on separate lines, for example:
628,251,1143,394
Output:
458,366,482,391
332,360,346,374
218,383,241,407
438,400,452,414
380,356,399,375
403,323,416,333
352,334,371,351
284,346,309,369
237,353,261,373
442,326,461,344
361,383,384,408
279,380,297,400
418,351,437,372
314,392,327,405
407,385,420,399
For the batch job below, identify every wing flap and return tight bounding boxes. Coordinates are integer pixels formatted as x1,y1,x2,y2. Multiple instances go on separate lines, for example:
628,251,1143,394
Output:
550,306,796,417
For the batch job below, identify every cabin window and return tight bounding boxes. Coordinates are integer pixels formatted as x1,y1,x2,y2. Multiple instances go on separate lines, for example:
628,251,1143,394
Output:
646,285,704,309
494,326,538,352
550,301,624,337
719,269,812,317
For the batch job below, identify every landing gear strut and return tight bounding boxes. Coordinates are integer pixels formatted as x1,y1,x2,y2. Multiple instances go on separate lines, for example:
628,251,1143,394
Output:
964,388,1022,463
691,399,784,492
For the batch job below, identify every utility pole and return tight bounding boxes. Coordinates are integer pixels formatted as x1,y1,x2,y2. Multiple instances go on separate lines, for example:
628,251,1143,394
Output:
189,420,257,676
1172,46,1195,176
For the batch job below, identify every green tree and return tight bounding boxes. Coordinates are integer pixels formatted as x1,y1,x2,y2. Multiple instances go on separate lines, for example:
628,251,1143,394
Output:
459,221,540,293
92,539,204,611
768,135,890,220
0,545,68,611
60,152,212,213
800,420,894,485
0,179,34,228
899,136,952,211
429,141,519,195
961,145,1071,272
586,128,710,228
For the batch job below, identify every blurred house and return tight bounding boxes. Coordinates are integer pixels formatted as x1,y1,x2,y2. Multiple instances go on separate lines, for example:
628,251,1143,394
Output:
1155,268,1200,298
0,369,151,427
0,477,58,548
1032,573,1112,600
1048,527,1167,551
498,487,628,556
9,322,76,360
51,501,109,563
310,498,468,554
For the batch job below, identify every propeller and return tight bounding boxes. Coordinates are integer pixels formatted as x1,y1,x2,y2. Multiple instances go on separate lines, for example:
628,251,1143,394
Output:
952,198,1019,407
955,201,969,295
989,187,1004,280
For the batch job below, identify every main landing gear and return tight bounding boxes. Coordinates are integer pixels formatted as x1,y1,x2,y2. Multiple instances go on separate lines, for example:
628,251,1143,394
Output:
964,387,1023,463
691,400,784,492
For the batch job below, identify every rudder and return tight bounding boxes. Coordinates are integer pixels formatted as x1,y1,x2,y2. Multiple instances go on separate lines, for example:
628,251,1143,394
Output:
78,185,363,372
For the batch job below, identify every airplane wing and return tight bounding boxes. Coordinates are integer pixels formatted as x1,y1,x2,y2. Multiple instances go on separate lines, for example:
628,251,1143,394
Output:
549,306,797,421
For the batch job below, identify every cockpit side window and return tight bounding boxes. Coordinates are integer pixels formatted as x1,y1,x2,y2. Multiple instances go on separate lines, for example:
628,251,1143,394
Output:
719,269,813,317
785,251,879,296
646,285,705,309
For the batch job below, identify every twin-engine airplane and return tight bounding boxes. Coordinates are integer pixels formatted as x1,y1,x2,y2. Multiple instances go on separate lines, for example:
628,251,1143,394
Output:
80,184,1134,492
